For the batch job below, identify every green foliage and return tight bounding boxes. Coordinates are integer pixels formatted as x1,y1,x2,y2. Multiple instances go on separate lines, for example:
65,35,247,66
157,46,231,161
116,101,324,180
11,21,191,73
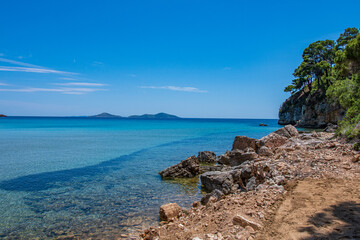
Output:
284,27,360,139
353,142,360,151
336,27,359,51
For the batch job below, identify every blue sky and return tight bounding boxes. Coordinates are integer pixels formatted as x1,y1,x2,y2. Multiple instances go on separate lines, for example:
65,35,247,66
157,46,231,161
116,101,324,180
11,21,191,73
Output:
0,0,359,118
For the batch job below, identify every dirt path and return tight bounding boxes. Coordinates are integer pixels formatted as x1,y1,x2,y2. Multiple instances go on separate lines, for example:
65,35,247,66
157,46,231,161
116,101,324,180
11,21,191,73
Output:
258,178,360,240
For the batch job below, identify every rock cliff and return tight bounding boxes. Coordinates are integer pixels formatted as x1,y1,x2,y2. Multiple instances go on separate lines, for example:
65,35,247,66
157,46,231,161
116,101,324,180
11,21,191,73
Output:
278,90,346,128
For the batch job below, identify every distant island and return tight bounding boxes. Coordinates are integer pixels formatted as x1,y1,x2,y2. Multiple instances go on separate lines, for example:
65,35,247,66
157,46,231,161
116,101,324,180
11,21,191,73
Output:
0,114,7,117
128,112,180,119
89,112,180,119
90,112,123,118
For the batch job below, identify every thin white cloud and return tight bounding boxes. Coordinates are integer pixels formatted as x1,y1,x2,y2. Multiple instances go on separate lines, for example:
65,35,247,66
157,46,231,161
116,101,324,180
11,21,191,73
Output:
0,58,77,75
0,53,4,57
58,77,78,81
54,82,107,87
0,57,41,68
0,87,106,94
140,86,207,93
128,74,136,78
0,82,9,86
0,66,77,74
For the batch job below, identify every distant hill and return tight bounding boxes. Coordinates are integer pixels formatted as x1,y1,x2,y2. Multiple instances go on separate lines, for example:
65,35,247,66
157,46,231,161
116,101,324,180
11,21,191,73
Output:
90,112,122,118
128,112,180,119
0,114,7,117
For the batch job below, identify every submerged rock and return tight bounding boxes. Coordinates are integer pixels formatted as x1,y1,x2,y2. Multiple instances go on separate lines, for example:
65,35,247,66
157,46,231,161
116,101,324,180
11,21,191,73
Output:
159,156,199,179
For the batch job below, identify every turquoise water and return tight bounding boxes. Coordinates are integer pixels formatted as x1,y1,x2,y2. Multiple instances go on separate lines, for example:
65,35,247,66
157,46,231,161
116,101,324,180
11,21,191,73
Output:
0,117,280,239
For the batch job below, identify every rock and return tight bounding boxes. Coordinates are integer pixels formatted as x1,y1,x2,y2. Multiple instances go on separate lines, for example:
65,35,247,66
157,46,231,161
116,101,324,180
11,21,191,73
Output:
159,203,181,221
199,165,224,174
159,156,199,178
257,146,273,157
259,132,288,149
232,214,262,230
228,150,258,166
141,228,160,240
0,114,6,117
273,175,286,185
217,151,230,165
278,90,346,128
232,136,258,151
352,154,360,163
274,125,299,138
192,238,203,240
259,123,268,126
235,231,250,240
198,151,216,163
284,125,299,137
200,171,235,194
246,176,257,191
192,201,200,208
200,189,224,205
324,123,338,132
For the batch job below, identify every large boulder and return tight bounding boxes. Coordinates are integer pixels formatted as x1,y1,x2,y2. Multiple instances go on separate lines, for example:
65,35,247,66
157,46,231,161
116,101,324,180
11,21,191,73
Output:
159,203,181,221
274,125,299,138
197,151,216,163
284,125,299,137
159,156,199,179
217,151,230,165
257,146,273,157
232,136,258,151
259,132,288,149
200,171,235,194
228,150,258,166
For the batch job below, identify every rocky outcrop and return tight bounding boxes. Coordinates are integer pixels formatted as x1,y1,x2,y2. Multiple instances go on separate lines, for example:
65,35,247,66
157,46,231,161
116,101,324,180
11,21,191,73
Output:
159,156,199,179
197,151,216,163
278,90,346,128
0,114,6,117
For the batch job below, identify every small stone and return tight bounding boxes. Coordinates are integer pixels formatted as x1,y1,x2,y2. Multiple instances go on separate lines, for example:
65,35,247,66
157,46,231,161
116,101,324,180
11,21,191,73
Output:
192,201,200,208
232,214,262,230
352,154,360,163
244,226,255,234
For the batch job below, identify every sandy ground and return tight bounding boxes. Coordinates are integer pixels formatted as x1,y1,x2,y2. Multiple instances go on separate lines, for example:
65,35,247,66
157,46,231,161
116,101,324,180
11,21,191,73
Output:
258,178,360,240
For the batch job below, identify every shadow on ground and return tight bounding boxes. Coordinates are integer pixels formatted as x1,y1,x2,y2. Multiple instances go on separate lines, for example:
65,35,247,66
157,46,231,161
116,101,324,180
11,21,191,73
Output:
299,201,360,239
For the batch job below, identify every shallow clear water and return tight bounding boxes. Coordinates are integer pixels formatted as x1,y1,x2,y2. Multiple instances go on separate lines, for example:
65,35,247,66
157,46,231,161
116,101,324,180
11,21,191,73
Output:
0,117,280,239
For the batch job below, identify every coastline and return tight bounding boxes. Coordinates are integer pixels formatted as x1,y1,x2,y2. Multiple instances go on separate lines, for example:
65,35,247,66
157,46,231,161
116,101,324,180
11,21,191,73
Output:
140,126,360,240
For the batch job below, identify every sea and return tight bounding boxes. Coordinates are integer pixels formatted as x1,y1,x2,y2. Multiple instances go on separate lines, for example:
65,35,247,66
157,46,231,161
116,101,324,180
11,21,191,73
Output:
0,117,281,239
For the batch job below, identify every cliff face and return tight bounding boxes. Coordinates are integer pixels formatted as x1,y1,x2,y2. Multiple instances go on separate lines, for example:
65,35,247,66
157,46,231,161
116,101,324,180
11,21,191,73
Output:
278,90,346,128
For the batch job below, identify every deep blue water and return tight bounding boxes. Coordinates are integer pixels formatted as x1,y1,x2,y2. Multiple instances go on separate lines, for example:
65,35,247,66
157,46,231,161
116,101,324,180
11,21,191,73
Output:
0,117,280,239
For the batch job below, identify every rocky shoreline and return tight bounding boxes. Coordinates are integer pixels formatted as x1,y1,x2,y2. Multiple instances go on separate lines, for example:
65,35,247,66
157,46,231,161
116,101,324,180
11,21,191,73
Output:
141,125,360,240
